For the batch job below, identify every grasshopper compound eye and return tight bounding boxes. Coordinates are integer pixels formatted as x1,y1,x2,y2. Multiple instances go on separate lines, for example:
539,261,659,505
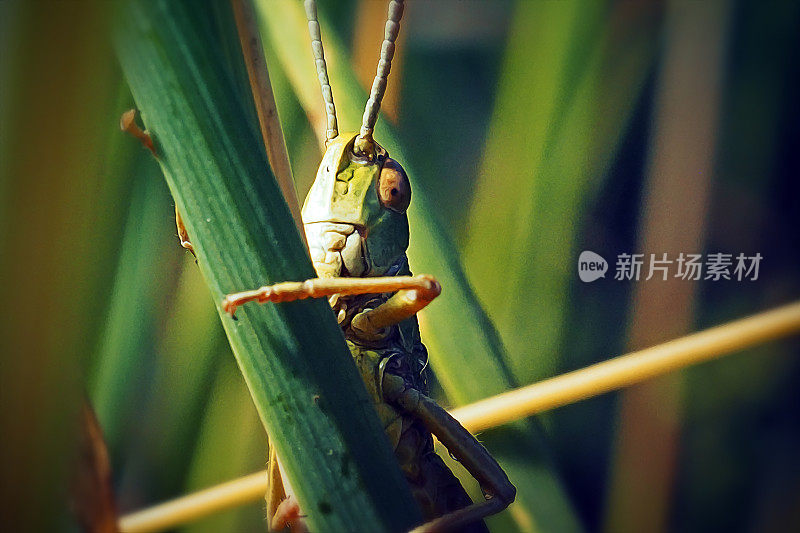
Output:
378,158,411,213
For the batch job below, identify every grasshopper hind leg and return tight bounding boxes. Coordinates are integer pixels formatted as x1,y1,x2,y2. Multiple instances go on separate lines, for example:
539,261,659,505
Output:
266,446,308,533
408,446,490,533
383,374,515,533
271,496,306,533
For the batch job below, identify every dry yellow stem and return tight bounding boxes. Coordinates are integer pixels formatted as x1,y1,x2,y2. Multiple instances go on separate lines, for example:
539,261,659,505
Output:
119,300,800,533
230,0,305,240
452,300,800,433
118,471,267,533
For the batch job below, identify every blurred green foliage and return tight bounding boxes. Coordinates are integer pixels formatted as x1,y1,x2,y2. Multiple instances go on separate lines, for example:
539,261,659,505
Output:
1,0,799,532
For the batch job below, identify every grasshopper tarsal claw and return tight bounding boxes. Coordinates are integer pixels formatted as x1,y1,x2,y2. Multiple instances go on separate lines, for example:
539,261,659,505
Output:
119,109,155,154
174,206,196,256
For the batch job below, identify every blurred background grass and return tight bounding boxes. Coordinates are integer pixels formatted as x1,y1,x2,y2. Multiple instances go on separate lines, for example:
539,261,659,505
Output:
1,0,799,531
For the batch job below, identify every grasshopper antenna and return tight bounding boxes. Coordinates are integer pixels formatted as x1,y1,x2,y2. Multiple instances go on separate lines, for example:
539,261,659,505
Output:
353,0,404,158
304,0,338,144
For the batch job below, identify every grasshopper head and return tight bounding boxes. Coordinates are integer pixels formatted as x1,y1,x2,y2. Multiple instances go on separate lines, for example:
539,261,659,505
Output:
302,133,411,278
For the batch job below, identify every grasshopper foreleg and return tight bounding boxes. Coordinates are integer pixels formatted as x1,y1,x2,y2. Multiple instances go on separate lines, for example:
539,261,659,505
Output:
382,374,516,533
120,110,198,259
222,275,440,318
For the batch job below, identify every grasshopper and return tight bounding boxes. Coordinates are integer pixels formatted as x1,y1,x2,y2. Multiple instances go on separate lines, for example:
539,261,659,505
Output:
224,2,515,531
128,0,516,531
223,129,515,533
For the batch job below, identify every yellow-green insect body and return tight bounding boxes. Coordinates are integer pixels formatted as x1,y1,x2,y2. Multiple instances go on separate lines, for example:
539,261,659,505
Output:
348,340,405,448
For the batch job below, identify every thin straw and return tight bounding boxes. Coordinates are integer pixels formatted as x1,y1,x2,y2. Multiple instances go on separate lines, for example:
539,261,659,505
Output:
119,300,800,533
